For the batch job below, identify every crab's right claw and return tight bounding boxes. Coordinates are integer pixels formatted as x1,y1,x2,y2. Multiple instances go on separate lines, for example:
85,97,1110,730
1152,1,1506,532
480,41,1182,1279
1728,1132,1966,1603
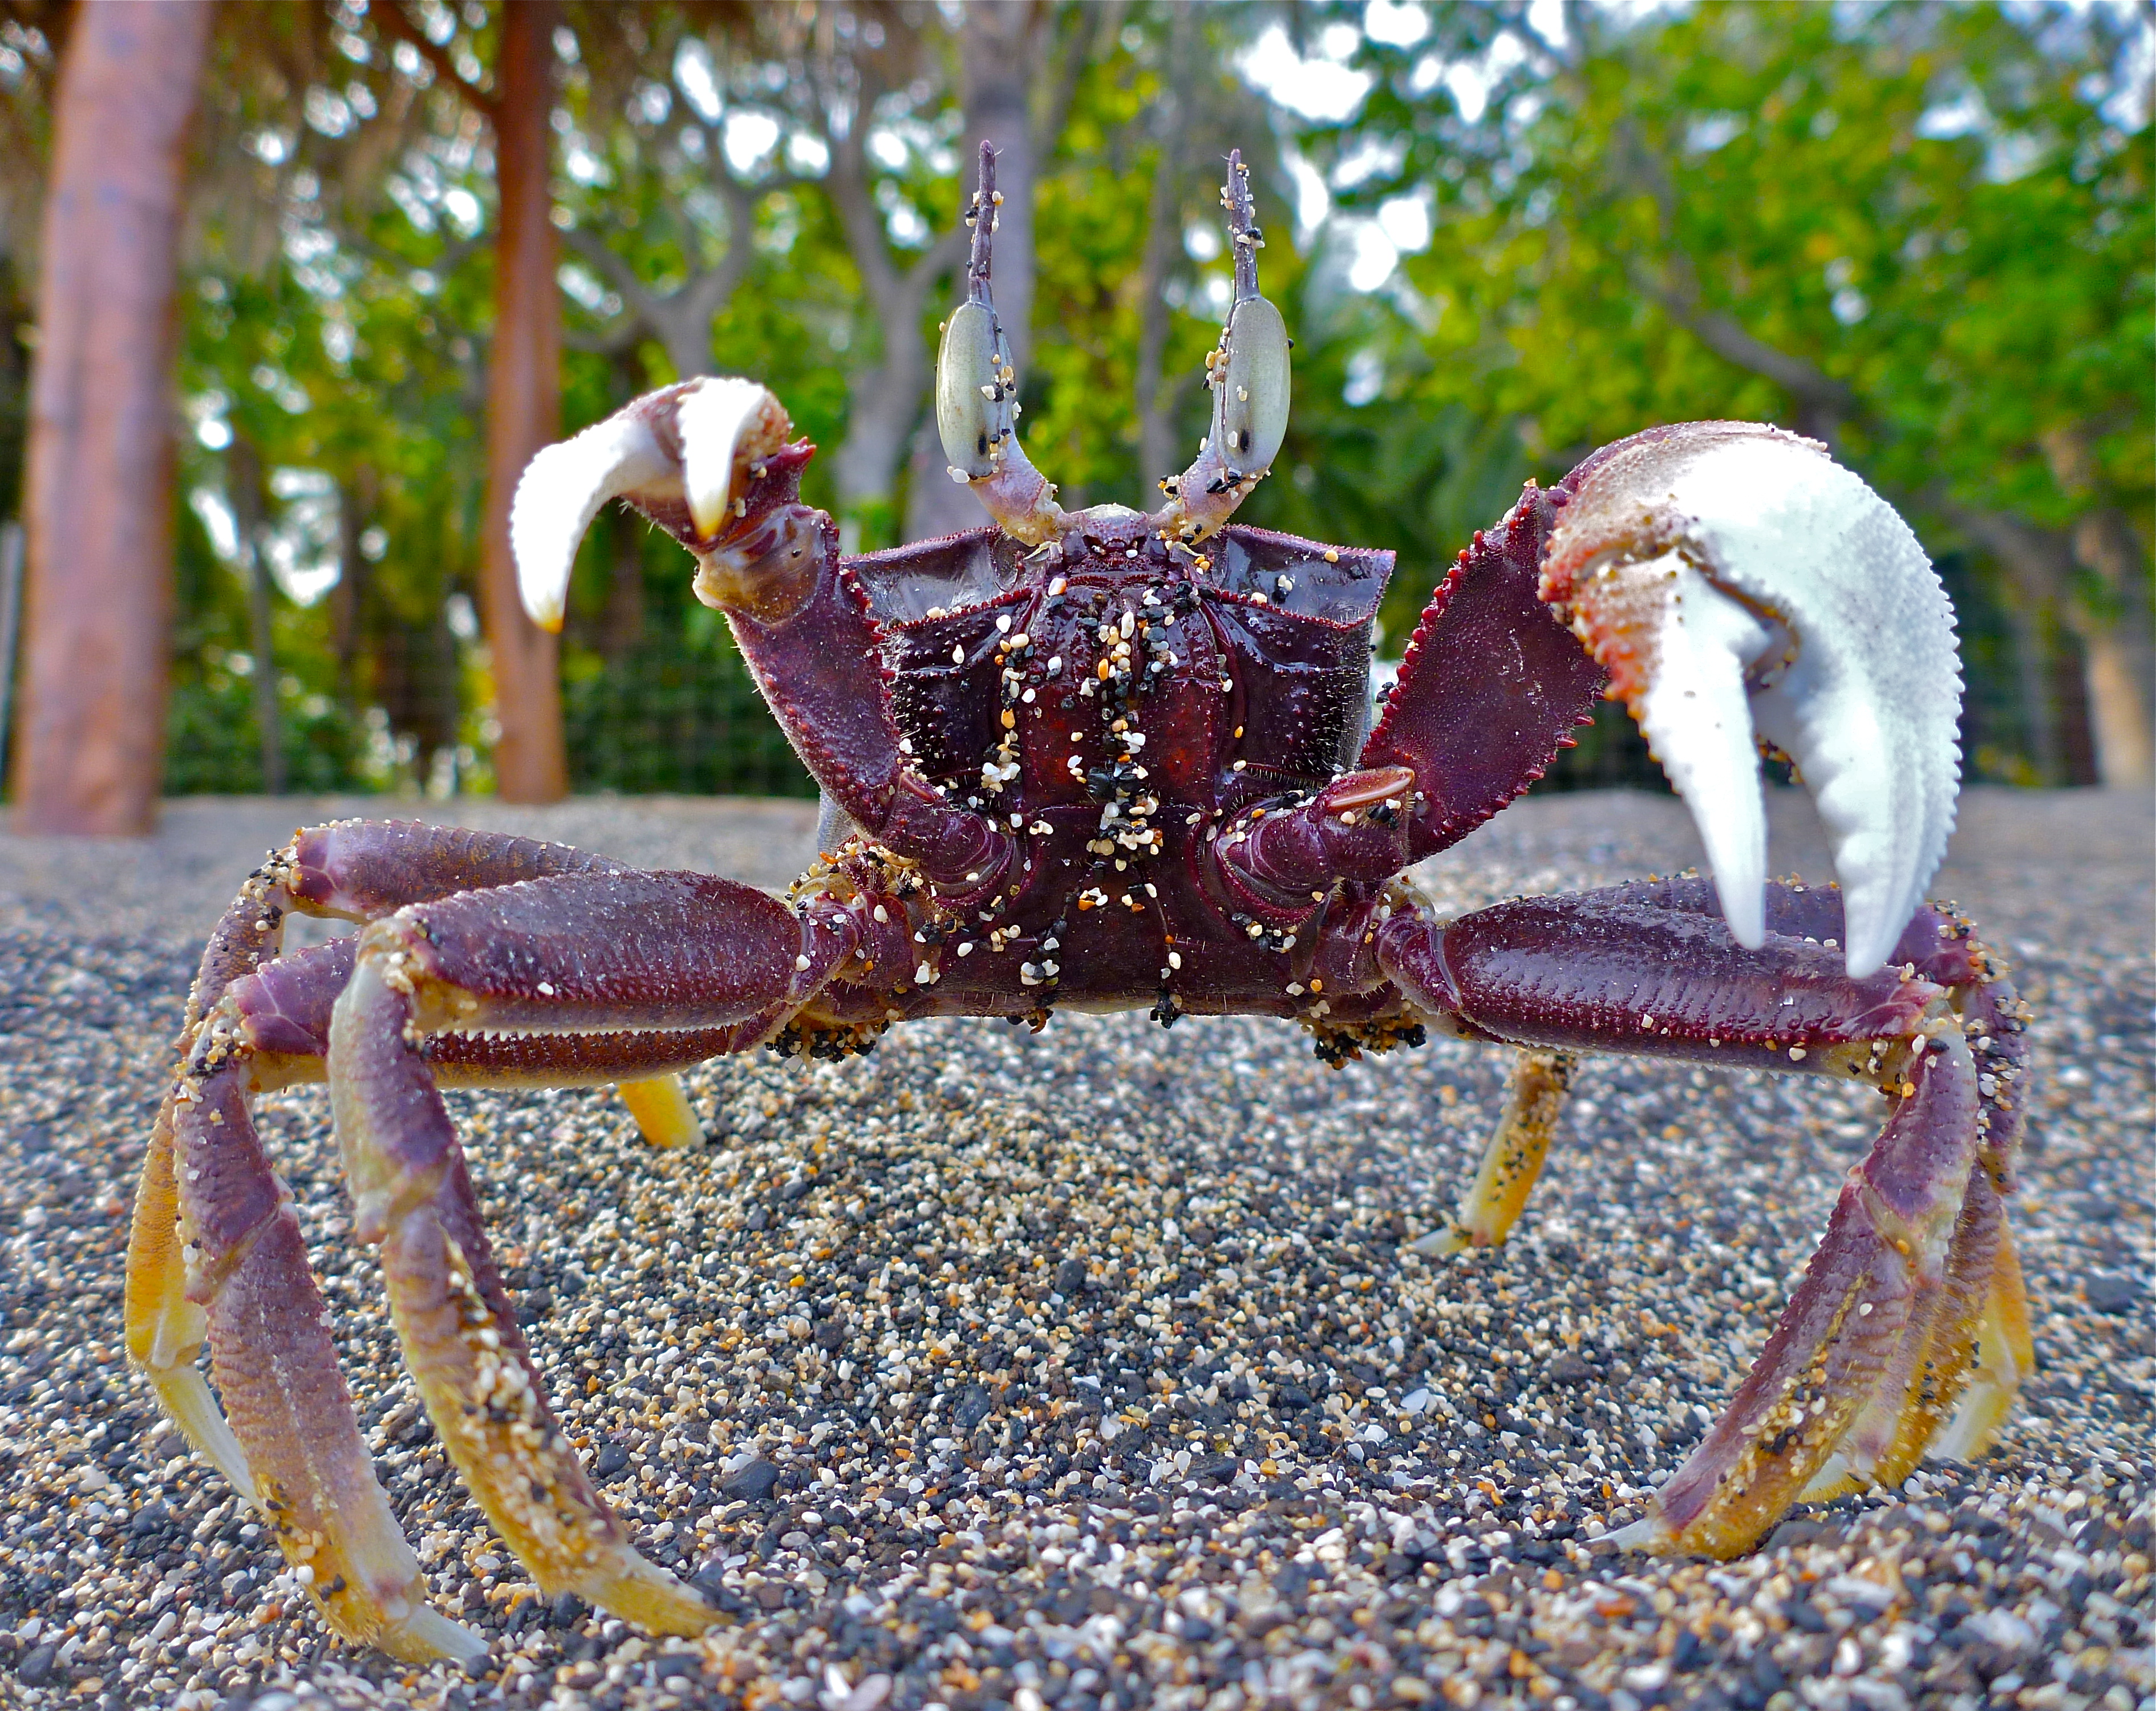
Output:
510,377,791,631
1541,424,1961,977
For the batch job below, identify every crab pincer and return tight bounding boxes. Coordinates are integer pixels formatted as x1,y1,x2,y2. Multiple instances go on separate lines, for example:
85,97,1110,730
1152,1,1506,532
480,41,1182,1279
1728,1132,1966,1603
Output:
1539,420,1962,978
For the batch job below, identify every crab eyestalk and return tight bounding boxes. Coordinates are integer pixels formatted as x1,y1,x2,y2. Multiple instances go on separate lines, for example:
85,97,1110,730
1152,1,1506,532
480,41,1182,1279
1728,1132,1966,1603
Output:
1153,149,1292,546
934,142,1068,546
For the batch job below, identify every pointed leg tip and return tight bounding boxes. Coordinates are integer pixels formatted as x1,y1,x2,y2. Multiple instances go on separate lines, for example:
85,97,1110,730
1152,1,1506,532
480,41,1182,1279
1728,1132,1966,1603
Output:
1603,1515,1668,1552
600,1564,731,1637
1410,1226,1469,1258
1797,1453,1862,1505
379,1606,489,1666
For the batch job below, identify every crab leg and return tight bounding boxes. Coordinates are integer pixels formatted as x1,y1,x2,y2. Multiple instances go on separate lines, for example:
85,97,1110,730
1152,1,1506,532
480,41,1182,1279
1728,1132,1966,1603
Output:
1413,1049,1575,1257
323,870,857,1641
1378,881,2028,1556
127,822,725,1659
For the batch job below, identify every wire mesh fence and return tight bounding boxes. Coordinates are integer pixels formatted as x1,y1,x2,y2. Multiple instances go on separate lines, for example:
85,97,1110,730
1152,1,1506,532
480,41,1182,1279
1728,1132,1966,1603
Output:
564,629,813,799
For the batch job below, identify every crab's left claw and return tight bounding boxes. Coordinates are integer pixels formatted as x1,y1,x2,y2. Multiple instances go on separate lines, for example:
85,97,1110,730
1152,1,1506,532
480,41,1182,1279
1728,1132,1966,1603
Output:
1542,424,1960,976
511,377,791,631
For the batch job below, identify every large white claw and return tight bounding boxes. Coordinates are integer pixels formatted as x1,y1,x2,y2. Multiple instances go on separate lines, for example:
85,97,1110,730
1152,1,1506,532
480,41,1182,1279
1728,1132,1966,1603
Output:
510,407,673,632
1543,424,1961,976
510,377,789,631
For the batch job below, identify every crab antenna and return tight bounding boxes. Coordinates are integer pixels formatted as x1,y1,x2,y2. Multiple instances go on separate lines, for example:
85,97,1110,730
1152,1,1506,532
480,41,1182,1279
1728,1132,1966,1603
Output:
934,142,1067,545
1150,148,1294,547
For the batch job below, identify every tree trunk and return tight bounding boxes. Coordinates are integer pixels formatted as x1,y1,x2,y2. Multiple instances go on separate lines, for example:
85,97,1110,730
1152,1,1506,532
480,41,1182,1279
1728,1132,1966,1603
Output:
226,435,285,794
331,464,377,713
12,0,213,833
2069,509,2155,790
905,0,1040,543
479,0,567,802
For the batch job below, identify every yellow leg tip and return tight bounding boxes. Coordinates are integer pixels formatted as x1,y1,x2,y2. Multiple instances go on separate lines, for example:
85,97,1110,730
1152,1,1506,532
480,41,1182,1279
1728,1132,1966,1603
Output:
1411,1223,1472,1258
375,1604,489,1665
590,1558,728,1637
141,1363,258,1503
617,1074,703,1150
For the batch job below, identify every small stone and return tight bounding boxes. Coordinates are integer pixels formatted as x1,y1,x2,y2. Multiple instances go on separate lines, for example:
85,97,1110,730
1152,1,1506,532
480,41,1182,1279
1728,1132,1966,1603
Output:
722,1458,781,1502
2085,1273,2142,1312
15,1644,58,1687
592,1441,631,1478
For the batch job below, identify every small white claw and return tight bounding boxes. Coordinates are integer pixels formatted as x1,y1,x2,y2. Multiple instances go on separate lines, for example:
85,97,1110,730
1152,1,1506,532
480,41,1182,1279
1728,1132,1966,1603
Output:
510,409,671,632
511,376,790,632
676,375,780,538
1546,425,1961,976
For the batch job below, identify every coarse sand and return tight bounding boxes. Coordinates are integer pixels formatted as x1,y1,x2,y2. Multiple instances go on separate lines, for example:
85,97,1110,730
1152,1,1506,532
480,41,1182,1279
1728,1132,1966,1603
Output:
0,787,2148,1711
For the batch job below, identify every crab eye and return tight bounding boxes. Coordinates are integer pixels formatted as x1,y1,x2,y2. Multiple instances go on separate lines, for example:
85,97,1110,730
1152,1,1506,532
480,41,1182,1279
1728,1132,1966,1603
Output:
936,301,1012,481
1213,294,1290,476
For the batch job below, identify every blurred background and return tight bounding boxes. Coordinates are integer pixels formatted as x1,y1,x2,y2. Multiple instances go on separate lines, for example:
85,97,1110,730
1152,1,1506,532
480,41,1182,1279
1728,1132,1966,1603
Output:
0,0,2147,831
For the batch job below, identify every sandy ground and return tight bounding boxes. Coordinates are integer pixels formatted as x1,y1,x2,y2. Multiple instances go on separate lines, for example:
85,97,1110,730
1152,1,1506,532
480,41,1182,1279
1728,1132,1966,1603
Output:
0,786,2148,1711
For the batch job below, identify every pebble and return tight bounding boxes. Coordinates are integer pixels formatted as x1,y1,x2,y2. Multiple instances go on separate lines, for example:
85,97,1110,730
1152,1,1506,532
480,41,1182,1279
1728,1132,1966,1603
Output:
0,788,2148,1711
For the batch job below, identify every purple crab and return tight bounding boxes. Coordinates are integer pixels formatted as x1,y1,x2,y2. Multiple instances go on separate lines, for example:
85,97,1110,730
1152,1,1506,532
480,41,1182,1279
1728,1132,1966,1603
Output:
125,149,2029,1661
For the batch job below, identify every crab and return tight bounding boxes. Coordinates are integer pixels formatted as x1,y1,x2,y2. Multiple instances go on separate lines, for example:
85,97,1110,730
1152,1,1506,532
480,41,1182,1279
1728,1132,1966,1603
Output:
125,147,2032,1664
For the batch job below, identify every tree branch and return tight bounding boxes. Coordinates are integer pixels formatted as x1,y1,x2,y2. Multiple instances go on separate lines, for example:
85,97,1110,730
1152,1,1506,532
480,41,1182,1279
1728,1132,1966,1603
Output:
1624,257,1862,425
370,1,499,123
560,224,659,320
1606,117,1860,440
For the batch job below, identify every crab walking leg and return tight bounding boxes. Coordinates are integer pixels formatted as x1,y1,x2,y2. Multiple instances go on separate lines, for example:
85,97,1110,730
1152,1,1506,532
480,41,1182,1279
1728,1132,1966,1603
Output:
126,1100,253,1494
1592,874,2035,1485
615,1074,704,1149
128,820,646,1461
1936,1212,2033,1464
323,870,856,1633
273,818,702,1145
1377,882,2017,1556
127,821,728,1659
172,1053,486,1661
1413,1051,1575,1258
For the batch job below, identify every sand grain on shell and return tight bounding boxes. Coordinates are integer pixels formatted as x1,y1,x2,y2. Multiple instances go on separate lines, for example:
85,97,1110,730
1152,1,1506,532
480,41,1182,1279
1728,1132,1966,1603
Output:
0,789,2149,1711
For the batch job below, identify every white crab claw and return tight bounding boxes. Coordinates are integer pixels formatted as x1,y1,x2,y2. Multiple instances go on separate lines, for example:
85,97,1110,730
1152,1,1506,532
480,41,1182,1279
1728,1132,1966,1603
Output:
510,408,672,632
1544,424,1960,976
510,377,789,632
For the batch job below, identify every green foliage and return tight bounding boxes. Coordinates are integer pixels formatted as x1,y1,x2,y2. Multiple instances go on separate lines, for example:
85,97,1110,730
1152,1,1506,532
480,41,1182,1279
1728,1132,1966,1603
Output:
1301,0,2150,781
28,0,2133,800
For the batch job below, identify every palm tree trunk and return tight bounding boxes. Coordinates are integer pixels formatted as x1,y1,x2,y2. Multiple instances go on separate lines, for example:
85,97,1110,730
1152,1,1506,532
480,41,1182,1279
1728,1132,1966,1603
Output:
479,0,568,802
12,0,213,833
